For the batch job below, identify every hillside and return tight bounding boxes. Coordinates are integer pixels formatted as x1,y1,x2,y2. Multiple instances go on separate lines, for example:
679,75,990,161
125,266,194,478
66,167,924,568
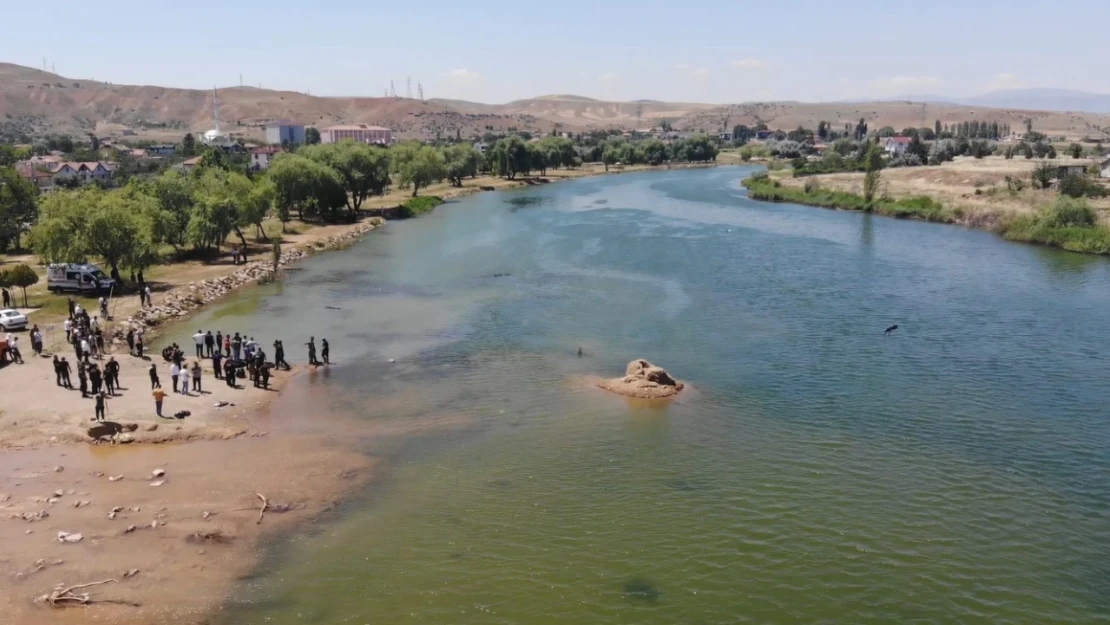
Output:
2,63,1109,143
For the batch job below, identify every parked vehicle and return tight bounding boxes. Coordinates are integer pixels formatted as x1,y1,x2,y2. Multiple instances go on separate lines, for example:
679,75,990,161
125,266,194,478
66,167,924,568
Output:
0,309,27,331
46,263,116,294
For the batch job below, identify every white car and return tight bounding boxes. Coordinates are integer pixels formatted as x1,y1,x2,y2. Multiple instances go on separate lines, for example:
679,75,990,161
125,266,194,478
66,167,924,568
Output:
0,309,27,332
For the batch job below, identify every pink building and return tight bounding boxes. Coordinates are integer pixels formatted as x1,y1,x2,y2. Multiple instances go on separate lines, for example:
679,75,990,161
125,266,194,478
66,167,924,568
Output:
320,124,392,145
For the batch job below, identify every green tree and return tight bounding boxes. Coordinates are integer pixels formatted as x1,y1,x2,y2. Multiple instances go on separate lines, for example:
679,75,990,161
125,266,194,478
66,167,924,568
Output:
816,121,828,141
181,133,197,157
0,166,39,252
267,154,315,228
144,171,194,250
5,263,38,307
639,138,669,165
601,146,619,171
305,127,321,145
861,142,884,208
442,143,482,186
301,141,391,211
30,188,156,275
935,120,942,137
488,136,529,179
391,143,446,197
1069,143,1083,159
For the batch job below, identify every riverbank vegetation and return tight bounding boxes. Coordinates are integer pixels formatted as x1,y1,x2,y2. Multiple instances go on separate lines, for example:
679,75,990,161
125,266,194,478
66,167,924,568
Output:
744,172,1110,255
397,196,444,218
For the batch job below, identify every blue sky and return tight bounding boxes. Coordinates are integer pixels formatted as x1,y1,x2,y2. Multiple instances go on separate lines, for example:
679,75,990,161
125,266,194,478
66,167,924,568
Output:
3,0,1107,103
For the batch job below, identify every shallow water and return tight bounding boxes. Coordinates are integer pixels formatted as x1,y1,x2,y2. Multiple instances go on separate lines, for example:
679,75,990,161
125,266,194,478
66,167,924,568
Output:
177,166,1110,624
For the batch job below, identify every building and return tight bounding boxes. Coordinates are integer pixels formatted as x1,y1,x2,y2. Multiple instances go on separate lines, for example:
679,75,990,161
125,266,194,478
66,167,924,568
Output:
147,144,176,157
182,156,203,172
249,146,283,170
265,122,306,145
882,136,913,156
1056,164,1088,179
14,160,113,191
717,132,732,142
754,129,776,141
1100,156,1110,179
473,141,489,154
320,124,392,145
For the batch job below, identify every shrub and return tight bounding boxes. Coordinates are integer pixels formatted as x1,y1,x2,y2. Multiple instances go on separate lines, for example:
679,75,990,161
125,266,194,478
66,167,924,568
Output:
397,196,444,218
887,154,923,168
1058,174,1108,199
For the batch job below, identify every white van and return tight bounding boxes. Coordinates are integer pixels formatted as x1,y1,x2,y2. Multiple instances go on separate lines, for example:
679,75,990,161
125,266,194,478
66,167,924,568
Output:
46,263,117,294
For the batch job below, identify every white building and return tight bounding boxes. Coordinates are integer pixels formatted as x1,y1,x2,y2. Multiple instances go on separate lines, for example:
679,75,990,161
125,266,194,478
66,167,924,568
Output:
474,141,489,153
202,87,234,147
265,122,306,145
882,136,912,157
250,146,283,170
320,124,392,145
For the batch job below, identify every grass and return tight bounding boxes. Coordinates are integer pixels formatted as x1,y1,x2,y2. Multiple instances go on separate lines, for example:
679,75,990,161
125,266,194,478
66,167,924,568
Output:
397,196,445,218
744,173,1110,255
744,174,957,223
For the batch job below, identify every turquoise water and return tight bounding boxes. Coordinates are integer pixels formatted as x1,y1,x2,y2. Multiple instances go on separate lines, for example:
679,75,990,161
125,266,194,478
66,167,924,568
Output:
187,166,1110,624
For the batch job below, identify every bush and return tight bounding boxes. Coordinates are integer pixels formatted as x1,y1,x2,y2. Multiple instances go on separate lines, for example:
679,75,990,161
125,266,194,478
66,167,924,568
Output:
1058,174,1108,199
1000,196,1110,254
887,154,923,168
397,196,444,218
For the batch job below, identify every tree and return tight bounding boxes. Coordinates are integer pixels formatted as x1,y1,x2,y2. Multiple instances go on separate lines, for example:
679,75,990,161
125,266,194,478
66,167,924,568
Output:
181,133,197,157
908,135,929,163
1069,143,1083,159
390,143,445,197
1031,161,1055,190
861,142,884,207
144,171,194,250
305,127,321,145
639,138,669,165
816,121,828,141
527,143,548,176
87,134,100,152
442,143,482,186
488,136,529,179
30,187,156,275
301,141,391,211
0,166,38,252
935,120,942,137
5,263,37,307
855,118,868,141
1025,118,1033,135
602,146,619,171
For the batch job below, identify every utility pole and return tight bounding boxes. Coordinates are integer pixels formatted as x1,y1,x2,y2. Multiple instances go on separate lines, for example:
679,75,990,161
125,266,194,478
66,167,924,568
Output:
390,80,396,98
406,76,412,99
418,82,424,102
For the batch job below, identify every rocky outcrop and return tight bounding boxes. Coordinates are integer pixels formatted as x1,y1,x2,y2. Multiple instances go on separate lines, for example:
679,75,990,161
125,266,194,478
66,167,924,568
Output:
110,218,385,345
598,359,685,399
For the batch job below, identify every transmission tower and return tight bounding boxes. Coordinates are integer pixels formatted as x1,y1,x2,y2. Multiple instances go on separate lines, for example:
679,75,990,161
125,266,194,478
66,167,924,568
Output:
390,80,396,98
406,76,412,99
418,82,424,102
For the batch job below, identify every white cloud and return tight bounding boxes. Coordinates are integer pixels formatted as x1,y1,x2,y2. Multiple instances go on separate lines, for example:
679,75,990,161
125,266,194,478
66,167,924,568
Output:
986,72,1024,91
597,72,618,83
731,58,769,69
692,67,710,77
444,69,481,81
672,63,690,70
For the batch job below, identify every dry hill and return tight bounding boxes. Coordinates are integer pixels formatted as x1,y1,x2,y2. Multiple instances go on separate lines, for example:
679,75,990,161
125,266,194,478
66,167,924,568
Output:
2,63,1109,143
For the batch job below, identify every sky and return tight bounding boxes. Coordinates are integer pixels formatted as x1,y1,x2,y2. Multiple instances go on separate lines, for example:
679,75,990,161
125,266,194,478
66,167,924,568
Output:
3,0,1108,104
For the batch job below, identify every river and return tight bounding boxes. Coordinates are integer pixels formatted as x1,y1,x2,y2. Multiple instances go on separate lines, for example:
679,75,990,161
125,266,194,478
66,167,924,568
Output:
168,165,1110,624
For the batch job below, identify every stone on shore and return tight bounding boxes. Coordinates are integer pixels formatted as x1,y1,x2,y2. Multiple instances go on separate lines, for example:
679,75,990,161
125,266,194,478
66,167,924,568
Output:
598,359,685,399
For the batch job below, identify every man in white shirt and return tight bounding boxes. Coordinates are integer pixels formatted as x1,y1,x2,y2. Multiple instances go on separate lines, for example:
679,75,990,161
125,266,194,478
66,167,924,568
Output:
7,335,23,364
169,362,180,393
63,318,73,343
79,337,90,362
192,330,206,358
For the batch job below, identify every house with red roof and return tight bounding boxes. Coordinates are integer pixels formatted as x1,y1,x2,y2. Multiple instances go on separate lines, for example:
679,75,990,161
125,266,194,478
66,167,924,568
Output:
882,136,913,157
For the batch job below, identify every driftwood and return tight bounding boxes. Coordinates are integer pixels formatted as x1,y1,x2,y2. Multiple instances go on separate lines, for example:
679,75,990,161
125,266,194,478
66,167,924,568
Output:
255,492,267,525
39,579,139,608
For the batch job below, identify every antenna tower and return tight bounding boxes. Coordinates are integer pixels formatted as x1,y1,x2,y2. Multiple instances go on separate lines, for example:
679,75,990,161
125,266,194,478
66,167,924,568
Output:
418,82,424,102
406,76,412,99
390,80,396,98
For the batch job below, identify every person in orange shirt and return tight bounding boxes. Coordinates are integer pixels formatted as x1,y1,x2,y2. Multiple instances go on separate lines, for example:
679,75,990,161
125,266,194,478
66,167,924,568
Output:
152,385,166,418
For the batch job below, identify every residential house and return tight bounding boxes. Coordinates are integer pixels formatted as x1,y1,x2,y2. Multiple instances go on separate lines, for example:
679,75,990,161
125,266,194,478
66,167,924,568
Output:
249,146,283,170
1056,164,1088,179
320,124,392,145
182,156,203,172
1100,156,1110,179
147,144,176,157
473,141,489,154
754,129,776,141
14,163,56,192
130,148,150,159
265,122,306,145
717,132,733,142
52,162,112,184
882,136,913,157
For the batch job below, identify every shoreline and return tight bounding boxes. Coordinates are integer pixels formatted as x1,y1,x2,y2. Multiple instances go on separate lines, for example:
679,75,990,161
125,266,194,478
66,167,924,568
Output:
742,172,1110,256
0,160,729,624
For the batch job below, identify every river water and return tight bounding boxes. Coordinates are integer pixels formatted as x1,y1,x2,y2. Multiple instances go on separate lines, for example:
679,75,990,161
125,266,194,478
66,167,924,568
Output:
176,166,1110,624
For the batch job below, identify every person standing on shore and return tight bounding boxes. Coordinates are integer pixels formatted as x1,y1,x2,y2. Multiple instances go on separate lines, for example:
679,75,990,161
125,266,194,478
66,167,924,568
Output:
94,392,106,422
79,336,91,364
144,285,152,308
321,338,330,365
77,364,88,398
179,366,191,395
306,337,319,366
204,330,215,357
126,329,135,355
260,363,271,389
64,317,73,344
135,329,145,358
53,355,63,386
60,357,72,388
192,330,205,358
192,361,203,394
224,359,236,388
89,363,102,395
212,349,223,380
223,332,231,357
30,325,42,356
152,385,165,418
105,357,119,395
149,363,159,389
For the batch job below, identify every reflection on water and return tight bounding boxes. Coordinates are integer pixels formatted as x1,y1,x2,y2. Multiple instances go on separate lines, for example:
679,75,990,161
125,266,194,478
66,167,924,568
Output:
182,166,1110,624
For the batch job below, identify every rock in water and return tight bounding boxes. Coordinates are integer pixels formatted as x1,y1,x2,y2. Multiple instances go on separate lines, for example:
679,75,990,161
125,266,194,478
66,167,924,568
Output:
598,359,685,399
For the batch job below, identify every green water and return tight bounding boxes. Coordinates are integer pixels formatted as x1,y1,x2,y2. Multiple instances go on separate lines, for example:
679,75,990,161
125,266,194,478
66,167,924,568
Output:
182,166,1110,624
